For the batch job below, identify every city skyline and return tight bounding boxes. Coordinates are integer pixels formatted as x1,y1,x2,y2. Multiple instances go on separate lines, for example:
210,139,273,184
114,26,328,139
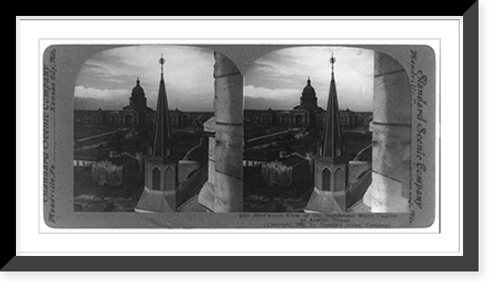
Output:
75,45,374,112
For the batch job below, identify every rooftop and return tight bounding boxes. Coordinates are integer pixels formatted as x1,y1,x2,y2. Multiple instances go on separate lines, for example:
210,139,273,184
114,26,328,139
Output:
277,155,308,167
74,150,109,161
244,149,280,161
107,154,137,166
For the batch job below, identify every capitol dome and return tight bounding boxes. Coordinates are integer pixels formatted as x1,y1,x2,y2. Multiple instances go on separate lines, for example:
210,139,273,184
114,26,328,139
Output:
301,78,317,100
124,77,148,111
131,78,146,98
297,77,318,110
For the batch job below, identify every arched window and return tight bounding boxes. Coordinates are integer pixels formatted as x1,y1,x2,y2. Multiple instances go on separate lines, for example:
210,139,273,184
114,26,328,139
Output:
322,168,331,191
334,167,344,191
152,167,161,190
165,167,174,190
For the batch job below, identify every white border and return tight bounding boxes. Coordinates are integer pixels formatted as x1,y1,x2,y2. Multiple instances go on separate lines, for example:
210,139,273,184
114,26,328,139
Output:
18,17,461,256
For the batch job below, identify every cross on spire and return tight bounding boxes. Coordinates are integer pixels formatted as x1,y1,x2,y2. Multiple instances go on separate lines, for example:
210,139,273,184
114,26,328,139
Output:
159,53,166,75
329,53,336,76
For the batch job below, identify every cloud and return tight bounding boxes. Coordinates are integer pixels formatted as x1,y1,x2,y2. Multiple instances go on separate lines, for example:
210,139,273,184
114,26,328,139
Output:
74,45,373,112
244,85,299,100
245,46,374,111
75,46,215,112
74,97,126,111
244,96,298,110
74,85,129,100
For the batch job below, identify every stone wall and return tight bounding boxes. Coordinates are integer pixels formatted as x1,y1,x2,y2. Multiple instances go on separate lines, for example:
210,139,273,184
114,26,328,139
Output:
198,53,244,212
366,52,411,212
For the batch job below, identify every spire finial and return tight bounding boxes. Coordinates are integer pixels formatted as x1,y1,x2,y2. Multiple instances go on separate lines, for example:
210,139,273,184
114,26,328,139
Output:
329,53,336,76
159,53,166,75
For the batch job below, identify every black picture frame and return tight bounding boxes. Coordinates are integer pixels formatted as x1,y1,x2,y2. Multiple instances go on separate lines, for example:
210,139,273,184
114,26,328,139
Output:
7,6,479,272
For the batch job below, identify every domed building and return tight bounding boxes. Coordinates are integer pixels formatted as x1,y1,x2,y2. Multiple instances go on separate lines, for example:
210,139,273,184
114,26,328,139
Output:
273,78,326,128
250,77,359,130
121,78,154,132
295,77,322,111
123,78,150,112
82,77,187,131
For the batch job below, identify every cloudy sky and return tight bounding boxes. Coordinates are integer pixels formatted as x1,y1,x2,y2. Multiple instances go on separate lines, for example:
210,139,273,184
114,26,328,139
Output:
245,46,374,111
75,45,373,112
75,46,214,111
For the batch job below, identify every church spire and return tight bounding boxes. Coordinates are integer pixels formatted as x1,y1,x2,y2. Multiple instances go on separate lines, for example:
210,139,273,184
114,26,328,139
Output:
304,53,348,214
149,54,173,157
321,53,344,158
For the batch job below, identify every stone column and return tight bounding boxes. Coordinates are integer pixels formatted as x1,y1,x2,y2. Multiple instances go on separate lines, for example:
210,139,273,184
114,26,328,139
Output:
368,52,411,212
198,117,216,209
199,52,244,212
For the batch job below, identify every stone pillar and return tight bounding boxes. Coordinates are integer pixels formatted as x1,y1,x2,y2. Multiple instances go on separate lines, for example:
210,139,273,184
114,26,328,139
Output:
197,117,216,209
368,52,411,212
198,53,244,212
